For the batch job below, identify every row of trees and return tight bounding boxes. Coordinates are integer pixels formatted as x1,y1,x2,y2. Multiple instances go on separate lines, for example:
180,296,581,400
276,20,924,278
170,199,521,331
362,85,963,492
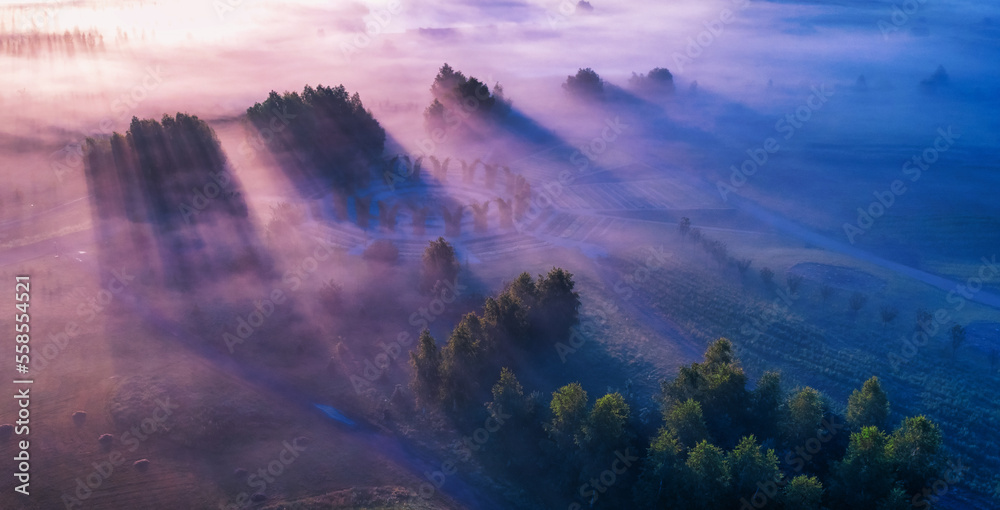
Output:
83,113,265,288
680,218,977,358
245,84,385,195
563,66,676,99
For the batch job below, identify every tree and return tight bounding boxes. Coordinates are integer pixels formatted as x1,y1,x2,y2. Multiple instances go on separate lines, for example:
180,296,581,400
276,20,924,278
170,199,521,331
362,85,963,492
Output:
950,324,966,357
785,387,824,446
819,284,834,302
879,305,899,328
760,267,774,287
689,227,702,243
665,399,710,448
421,237,459,293
849,292,868,313
915,308,933,332
535,268,581,341
782,475,824,510
630,67,675,94
727,435,780,502
735,258,752,278
439,313,486,410
832,426,894,508
563,68,604,98
683,440,732,509
660,338,749,447
678,216,690,237
426,63,506,128
409,329,442,405
749,371,785,441
787,274,804,295
887,415,944,493
877,487,911,510
632,429,684,508
583,392,632,454
846,376,890,430
488,367,526,419
548,382,589,449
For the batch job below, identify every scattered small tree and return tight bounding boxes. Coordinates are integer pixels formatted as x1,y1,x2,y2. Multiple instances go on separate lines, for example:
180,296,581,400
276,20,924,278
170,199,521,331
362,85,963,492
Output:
735,258,752,278
914,308,932,332
787,274,804,295
678,217,691,237
820,284,835,302
848,292,868,314
760,267,775,287
879,305,899,329
950,324,966,358
689,227,702,243
548,382,589,449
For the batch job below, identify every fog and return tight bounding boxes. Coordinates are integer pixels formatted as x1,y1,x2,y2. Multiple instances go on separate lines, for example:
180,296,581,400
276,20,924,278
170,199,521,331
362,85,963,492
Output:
1,0,999,508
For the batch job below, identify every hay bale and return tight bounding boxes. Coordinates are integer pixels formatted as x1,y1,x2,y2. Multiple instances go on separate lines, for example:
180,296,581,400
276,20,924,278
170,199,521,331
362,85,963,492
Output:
98,434,114,446
234,468,248,478
72,411,87,426
133,459,150,472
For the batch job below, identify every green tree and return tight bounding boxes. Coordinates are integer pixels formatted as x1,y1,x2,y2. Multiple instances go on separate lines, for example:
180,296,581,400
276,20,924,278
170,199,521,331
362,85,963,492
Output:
632,429,684,508
833,426,895,507
409,329,441,404
683,440,732,508
727,435,780,502
678,216,691,237
785,387,824,446
660,338,749,446
782,475,824,510
887,415,944,493
548,382,589,449
951,324,966,357
665,398,710,449
846,376,890,430
583,392,632,454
